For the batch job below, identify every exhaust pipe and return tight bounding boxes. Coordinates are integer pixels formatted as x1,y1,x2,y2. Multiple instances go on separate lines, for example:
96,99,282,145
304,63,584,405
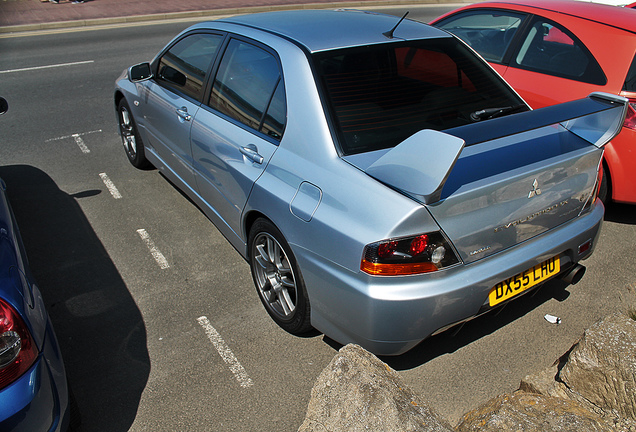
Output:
561,264,586,285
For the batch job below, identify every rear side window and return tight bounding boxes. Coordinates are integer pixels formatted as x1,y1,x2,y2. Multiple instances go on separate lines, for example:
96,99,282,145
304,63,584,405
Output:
513,19,606,85
314,38,527,155
157,33,223,101
624,55,636,92
209,39,286,140
435,10,526,63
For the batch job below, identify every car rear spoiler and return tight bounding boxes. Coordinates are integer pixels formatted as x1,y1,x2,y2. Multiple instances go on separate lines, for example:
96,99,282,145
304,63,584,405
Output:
365,92,628,204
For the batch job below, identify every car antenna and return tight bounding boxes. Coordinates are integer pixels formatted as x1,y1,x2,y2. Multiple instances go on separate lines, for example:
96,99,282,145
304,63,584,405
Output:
383,11,409,39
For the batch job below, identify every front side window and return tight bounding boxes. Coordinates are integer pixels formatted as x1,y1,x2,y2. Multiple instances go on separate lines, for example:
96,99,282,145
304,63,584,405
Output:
435,10,526,63
157,33,224,101
209,39,286,140
314,38,527,155
513,19,606,85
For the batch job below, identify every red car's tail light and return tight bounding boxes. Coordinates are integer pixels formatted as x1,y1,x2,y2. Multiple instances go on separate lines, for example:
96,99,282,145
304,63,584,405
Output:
619,92,636,131
0,298,38,389
361,231,460,276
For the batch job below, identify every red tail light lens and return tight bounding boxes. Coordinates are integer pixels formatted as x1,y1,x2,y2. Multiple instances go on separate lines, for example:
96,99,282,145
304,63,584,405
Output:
619,93,636,130
361,231,460,276
0,299,38,389
410,235,429,256
625,103,636,130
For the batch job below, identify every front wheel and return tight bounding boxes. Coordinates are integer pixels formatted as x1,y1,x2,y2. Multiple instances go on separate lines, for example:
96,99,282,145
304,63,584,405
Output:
248,219,312,335
117,98,151,169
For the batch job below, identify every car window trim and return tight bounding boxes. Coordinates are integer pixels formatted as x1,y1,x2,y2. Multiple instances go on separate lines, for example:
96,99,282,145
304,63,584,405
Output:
499,12,534,66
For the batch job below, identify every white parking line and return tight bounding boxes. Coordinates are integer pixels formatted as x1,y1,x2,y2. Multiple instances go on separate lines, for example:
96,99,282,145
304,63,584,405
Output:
45,129,102,155
197,316,254,389
73,134,90,154
0,60,94,74
99,173,122,199
136,229,170,269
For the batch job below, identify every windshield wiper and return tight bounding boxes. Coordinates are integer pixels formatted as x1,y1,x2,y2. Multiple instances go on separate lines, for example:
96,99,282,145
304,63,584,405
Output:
470,104,527,121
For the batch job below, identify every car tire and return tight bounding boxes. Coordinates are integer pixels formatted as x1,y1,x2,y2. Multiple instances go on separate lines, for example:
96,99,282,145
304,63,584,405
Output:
248,218,312,335
117,98,151,169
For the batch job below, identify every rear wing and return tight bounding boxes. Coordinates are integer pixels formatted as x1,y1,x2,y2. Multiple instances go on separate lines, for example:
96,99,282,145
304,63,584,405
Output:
364,92,628,204
445,92,628,148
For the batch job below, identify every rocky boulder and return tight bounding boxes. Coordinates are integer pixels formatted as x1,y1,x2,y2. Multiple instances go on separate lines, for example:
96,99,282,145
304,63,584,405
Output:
297,344,453,432
299,313,636,431
455,390,614,431
559,313,636,420
521,313,636,430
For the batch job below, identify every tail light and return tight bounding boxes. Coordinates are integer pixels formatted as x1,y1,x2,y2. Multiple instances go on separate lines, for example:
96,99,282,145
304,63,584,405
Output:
0,298,38,389
619,92,636,130
361,231,460,276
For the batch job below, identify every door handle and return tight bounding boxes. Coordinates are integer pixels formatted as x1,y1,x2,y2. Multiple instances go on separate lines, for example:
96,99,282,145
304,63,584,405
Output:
176,107,192,122
240,144,264,164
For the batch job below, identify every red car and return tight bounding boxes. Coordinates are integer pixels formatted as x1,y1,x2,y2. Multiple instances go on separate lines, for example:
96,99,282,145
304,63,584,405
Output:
432,0,636,203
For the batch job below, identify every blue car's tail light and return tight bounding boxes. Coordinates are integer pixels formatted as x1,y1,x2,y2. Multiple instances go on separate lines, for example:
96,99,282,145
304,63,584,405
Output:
0,298,38,389
361,231,460,276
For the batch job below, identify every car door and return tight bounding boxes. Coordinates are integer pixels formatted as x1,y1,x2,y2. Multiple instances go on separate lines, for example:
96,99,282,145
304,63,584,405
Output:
500,17,607,109
141,32,224,187
191,37,287,238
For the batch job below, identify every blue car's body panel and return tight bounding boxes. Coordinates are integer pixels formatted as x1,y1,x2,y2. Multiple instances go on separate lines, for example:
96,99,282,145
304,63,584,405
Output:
0,180,69,431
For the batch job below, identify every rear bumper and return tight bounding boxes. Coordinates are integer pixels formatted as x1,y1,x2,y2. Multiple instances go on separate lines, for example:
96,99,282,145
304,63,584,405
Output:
301,201,603,356
0,318,69,432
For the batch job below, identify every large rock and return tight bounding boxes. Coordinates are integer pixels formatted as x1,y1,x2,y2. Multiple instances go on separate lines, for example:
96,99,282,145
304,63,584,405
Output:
559,313,636,420
520,313,636,431
455,390,614,432
297,344,453,432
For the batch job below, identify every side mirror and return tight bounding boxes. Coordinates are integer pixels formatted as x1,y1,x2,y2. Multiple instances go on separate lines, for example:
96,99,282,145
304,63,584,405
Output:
0,97,7,115
129,63,153,82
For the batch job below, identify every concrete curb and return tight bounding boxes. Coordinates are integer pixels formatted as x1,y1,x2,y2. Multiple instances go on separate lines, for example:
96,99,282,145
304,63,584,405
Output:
0,0,470,34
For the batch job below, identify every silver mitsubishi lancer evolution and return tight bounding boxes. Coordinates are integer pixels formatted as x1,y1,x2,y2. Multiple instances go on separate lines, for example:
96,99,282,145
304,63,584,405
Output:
115,9,628,354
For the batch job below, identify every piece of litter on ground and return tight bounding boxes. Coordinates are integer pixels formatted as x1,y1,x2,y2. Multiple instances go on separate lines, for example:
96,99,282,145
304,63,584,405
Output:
544,314,561,325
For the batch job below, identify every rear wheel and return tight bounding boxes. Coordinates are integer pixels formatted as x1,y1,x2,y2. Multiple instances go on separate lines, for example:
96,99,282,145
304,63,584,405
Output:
248,219,312,335
117,98,151,169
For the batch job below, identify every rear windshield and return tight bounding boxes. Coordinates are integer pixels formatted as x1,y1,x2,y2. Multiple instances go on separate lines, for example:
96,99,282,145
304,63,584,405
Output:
313,38,527,155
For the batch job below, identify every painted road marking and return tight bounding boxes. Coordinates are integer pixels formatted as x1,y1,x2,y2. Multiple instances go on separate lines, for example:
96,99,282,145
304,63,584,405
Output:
99,173,122,199
197,316,254,388
45,129,102,154
73,134,90,154
0,60,94,74
136,229,170,269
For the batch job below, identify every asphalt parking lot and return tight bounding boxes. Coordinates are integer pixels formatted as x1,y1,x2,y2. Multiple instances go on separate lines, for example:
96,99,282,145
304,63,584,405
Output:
1,4,635,431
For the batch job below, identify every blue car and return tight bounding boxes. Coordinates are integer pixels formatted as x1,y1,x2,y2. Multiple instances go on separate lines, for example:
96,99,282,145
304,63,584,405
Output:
0,98,71,431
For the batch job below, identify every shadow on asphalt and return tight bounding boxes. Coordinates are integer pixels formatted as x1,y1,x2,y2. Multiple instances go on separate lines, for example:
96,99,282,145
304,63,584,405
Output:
604,201,636,225
382,278,572,370
0,165,149,432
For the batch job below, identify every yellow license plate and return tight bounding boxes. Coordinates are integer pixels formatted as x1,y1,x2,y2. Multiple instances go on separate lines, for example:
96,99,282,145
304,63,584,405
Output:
489,255,560,307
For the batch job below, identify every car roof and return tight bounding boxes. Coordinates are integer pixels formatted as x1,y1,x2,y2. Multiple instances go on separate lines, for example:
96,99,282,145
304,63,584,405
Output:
216,9,450,52
468,0,636,32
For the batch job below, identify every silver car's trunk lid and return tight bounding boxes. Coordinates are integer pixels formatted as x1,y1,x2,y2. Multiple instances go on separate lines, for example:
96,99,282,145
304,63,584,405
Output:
427,125,601,263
